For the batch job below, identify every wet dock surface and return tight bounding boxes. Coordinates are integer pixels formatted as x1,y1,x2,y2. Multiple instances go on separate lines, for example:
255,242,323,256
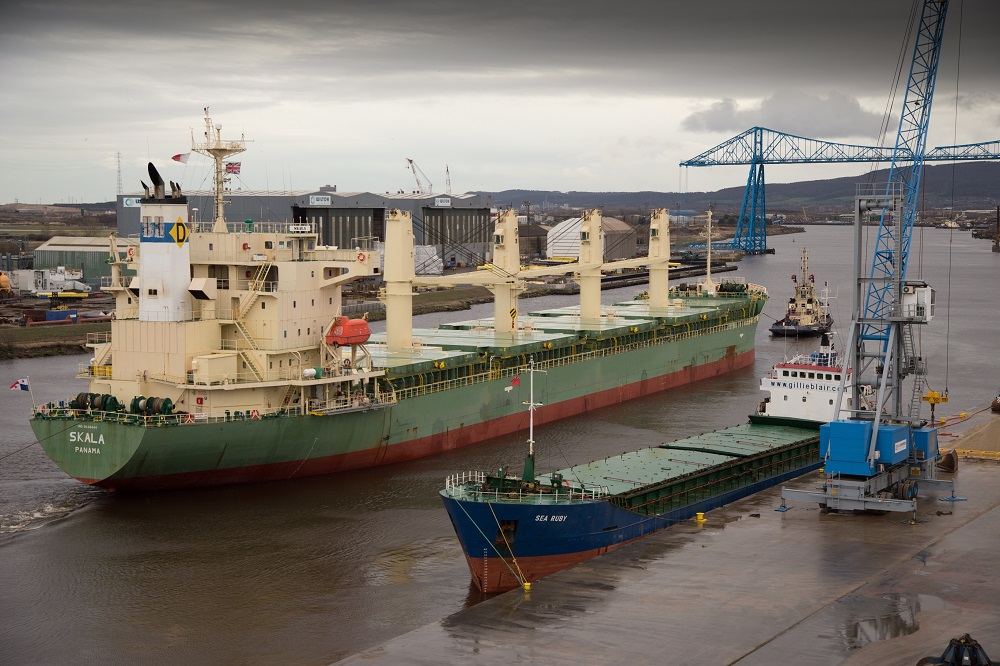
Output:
338,455,1000,665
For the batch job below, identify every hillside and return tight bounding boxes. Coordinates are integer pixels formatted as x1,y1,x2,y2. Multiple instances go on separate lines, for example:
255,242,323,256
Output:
478,162,1000,214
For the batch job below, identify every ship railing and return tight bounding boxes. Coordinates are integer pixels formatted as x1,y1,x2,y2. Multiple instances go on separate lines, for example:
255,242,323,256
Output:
32,403,313,426
305,392,395,414
77,362,113,378
393,315,761,402
441,474,609,503
86,331,112,345
444,471,487,491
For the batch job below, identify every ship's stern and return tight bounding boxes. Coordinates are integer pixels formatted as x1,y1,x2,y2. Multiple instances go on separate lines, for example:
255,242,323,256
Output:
31,411,145,486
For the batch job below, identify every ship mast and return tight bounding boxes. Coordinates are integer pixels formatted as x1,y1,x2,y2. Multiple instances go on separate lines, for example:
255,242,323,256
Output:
191,107,247,233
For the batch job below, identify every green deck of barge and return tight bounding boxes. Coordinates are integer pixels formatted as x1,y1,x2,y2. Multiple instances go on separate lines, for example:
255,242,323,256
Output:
543,424,820,508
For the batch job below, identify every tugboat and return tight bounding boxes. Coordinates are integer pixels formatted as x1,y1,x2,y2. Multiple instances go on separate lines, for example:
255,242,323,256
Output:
769,248,833,337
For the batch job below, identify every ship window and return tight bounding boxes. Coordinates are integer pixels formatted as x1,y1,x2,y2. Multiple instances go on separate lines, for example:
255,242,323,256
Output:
790,371,797,377
829,399,834,405
261,302,266,309
298,329,301,336
242,361,247,369
650,228,659,238
307,327,310,335
835,374,841,381
265,241,273,249
147,288,158,297
783,396,788,401
279,360,283,367
311,299,315,306
209,243,214,251
127,297,132,304
825,374,832,380
782,370,789,377
802,397,807,402
269,362,273,369
808,372,815,379
279,241,286,249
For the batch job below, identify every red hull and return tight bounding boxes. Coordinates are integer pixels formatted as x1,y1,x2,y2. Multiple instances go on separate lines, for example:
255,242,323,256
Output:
464,539,644,593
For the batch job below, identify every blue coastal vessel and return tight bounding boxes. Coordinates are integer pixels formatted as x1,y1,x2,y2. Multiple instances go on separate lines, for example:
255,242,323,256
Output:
440,360,821,593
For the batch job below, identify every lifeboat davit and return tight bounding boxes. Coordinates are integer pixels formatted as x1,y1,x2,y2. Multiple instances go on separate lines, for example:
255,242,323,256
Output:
325,315,371,347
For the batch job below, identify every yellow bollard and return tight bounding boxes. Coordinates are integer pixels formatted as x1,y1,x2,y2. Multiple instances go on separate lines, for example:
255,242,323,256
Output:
523,582,531,591
694,512,706,523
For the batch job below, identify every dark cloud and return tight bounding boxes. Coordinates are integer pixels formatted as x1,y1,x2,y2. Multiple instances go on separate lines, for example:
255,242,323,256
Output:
682,91,886,139
1,0,998,201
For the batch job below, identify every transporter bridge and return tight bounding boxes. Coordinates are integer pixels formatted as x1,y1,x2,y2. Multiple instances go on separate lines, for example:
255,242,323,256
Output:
681,128,1000,255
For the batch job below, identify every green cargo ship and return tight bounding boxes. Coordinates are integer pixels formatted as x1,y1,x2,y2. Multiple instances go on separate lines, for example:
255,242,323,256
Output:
28,111,767,491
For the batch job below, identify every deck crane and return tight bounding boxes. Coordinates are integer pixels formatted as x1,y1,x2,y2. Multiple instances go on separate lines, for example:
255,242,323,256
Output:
680,129,1000,254
405,158,433,195
782,0,960,514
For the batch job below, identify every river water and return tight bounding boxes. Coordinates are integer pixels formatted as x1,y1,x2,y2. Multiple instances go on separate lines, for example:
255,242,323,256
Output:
0,227,995,664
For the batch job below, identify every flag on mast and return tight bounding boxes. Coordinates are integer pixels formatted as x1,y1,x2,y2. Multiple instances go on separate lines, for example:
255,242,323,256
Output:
171,153,191,164
225,162,241,174
9,378,29,391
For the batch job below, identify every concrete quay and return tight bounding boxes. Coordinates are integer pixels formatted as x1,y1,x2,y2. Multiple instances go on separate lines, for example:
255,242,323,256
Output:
339,414,1000,665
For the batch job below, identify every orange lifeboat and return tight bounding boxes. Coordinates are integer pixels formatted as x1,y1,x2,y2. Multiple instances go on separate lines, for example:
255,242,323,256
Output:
325,316,371,346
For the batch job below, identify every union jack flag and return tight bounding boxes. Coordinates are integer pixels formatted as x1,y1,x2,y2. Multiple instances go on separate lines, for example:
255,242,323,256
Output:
225,162,241,174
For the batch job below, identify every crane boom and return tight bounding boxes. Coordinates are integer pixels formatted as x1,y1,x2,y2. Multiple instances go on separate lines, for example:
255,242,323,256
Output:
405,158,433,195
865,0,949,334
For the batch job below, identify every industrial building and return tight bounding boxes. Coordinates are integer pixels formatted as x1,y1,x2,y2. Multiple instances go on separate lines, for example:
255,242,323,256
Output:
545,217,638,261
31,236,137,287
116,187,494,266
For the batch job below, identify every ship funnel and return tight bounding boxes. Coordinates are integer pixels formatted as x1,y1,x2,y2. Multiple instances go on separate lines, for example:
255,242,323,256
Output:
147,162,166,199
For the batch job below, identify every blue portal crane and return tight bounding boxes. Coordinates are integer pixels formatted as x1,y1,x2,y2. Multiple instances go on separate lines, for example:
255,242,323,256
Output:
680,127,1000,254
779,0,960,515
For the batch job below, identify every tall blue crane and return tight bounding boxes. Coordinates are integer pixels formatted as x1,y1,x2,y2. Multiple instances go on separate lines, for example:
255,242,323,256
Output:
780,0,961,515
680,128,1000,254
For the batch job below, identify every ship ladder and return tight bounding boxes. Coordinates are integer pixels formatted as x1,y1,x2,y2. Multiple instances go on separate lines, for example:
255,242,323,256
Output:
453,500,529,591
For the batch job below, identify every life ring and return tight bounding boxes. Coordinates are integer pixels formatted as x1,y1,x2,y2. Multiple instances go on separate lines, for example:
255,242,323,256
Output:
39,404,48,414
357,251,366,262
562,479,570,488
249,409,260,419
184,414,194,424
126,246,135,260
343,358,352,368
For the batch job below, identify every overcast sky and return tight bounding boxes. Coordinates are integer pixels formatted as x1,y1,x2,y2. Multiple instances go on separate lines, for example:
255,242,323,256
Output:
1,0,997,205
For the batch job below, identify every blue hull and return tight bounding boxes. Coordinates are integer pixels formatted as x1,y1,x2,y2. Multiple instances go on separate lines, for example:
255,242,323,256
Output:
440,459,821,591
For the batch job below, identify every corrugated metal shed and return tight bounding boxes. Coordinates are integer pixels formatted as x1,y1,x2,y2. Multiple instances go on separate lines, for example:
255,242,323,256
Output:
117,190,494,266
545,217,638,261
32,236,137,285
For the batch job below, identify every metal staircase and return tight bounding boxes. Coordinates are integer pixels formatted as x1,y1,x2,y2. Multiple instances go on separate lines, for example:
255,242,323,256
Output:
900,324,927,418
233,261,272,382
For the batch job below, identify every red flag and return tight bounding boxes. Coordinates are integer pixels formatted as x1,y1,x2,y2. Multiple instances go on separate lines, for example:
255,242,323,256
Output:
171,153,190,164
510,376,520,387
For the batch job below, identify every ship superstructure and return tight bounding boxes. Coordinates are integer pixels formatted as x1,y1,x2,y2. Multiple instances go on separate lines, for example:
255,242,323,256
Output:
769,248,833,337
